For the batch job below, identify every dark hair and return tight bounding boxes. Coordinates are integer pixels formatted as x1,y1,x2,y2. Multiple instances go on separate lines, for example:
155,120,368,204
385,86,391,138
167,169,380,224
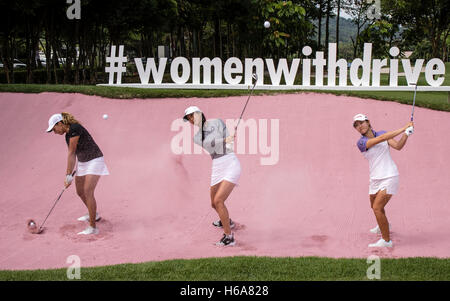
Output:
201,113,206,144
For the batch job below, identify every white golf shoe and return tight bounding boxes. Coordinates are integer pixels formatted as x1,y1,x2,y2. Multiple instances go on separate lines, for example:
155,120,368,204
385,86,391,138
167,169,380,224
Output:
77,226,99,235
368,238,393,248
369,224,392,234
370,225,381,234
212,219,235,229
77,213,101,222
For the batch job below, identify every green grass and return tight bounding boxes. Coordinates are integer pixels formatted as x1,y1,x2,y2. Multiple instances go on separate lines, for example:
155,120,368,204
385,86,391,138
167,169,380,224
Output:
0,84,287,99
1,83,449,112
1,256,449,281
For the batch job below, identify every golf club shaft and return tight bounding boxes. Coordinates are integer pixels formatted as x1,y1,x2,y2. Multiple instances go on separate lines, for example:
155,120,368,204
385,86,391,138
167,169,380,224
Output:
38,188,66,231
38,170,76,231
236,81,257,129
411,84,418,121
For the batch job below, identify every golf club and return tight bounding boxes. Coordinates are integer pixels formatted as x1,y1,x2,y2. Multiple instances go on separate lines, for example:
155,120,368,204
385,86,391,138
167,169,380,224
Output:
235,73,258,130
27,170,76,234
410,82,418,121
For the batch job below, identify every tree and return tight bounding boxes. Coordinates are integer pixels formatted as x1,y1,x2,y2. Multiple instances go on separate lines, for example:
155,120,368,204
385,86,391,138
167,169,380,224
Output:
324,0,334,58
358,19,397,58
315,0,326,50
336,0,341,57
387,0,450,60
342,0,372,57
0,0,20,83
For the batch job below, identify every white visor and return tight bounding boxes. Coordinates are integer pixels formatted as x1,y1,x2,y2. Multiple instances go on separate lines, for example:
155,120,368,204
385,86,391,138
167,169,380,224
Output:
353,113,368,124
183,106,202,122
46,113,63,132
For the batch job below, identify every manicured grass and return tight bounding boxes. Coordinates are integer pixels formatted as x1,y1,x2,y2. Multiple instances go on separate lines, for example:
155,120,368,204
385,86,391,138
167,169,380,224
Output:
0,256,449,281
1,83,449,112
0,84,286,99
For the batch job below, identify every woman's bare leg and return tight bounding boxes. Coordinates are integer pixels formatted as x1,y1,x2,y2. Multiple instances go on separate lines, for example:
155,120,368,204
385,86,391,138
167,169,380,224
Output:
212,180,236,235
75,176,87,207
210,183,220,210
372,189,393,241
369,194,376,209
83,175,100,228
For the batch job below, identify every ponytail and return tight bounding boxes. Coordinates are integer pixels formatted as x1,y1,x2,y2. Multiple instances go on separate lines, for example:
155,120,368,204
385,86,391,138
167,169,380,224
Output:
201,113,206,144
61,112,80,125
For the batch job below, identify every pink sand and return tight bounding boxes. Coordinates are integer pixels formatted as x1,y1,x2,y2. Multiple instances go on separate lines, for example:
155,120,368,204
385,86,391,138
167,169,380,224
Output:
0,92,449,270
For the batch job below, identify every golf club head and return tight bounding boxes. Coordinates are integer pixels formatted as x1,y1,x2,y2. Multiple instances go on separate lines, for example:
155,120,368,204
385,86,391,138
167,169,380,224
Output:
252,73,258,83
27,219,43,234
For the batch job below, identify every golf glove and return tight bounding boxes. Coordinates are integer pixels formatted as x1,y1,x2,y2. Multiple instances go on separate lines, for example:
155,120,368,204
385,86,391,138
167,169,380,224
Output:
405,126,414,136
66,174,74,185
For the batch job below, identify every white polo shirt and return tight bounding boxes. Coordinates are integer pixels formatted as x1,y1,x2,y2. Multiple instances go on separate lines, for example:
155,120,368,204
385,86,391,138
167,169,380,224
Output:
357,130,399,180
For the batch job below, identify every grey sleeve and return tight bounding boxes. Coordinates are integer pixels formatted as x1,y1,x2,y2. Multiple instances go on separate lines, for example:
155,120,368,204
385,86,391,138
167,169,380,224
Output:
213,119,228,145
196,120,230,156
193,130,202,146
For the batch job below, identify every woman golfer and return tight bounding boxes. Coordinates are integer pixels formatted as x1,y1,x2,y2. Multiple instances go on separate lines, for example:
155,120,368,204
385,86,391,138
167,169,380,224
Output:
353,113,413,247
183,106,241,246
46,112,109,235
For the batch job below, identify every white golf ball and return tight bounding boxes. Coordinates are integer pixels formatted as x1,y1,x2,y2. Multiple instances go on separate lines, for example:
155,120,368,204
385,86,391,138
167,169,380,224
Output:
264,21,270,28
103,114,108,120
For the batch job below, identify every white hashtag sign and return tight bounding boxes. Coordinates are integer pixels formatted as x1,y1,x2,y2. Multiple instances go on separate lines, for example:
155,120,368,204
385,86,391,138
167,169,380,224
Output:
105,45,127,84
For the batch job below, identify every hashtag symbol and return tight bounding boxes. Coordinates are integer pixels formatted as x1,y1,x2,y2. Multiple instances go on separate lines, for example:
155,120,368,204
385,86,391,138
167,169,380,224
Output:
105,45,127,84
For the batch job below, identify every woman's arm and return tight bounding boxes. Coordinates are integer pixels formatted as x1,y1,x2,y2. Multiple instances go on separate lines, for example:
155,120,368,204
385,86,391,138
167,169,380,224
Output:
66,136,79,178
212,119,234,145
388,133,408,150
366,122,413,150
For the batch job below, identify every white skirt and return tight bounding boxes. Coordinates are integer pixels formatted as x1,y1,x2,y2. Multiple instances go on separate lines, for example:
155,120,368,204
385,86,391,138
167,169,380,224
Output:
76,157,110,177
211,153,241,187
369,176,399,195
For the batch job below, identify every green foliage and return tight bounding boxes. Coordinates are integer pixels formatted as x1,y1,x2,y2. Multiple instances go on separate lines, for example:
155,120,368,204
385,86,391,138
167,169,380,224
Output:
259,0,309,52
1,0,449,85
375,0,450,59
358,19,396,58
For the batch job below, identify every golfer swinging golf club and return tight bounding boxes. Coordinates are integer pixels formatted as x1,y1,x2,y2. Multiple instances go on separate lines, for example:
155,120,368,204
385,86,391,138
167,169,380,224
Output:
183,106,241,246
46,112,109,235
353,114,413,247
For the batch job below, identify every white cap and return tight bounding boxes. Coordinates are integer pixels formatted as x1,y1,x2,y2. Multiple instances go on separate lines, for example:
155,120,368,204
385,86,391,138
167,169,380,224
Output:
46,113,63,132
183,106,202,122
353,113,368,123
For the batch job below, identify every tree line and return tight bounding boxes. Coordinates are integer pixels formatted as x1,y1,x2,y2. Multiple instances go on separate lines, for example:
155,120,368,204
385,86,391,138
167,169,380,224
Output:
0,0,449,84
